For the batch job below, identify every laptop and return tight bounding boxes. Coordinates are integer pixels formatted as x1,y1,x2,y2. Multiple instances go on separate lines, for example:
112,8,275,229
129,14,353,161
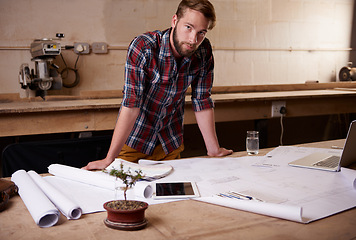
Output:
288,120,356,172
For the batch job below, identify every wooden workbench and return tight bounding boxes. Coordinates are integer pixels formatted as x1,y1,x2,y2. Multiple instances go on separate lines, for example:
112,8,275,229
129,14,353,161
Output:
1,139,355,240
1,87,356,137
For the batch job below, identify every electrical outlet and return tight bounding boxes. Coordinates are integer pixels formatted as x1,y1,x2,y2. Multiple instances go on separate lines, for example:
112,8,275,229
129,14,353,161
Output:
271,101,286,117
74,42,90,54
92,42,108,54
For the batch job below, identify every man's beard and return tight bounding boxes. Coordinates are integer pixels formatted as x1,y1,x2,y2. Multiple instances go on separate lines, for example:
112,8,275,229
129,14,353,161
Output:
172,27,197,57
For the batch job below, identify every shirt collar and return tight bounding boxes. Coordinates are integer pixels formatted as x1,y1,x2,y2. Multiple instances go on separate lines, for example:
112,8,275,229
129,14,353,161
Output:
161,28,173,58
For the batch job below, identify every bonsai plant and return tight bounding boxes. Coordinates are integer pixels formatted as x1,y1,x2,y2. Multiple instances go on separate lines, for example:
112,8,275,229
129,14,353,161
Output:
103,163,149,231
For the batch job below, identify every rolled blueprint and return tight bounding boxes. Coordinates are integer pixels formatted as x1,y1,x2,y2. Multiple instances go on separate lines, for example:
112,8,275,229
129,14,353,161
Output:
11,170,60,228
28,171,82,219
134,181,153,199
48,164,119,190
48,164,153,199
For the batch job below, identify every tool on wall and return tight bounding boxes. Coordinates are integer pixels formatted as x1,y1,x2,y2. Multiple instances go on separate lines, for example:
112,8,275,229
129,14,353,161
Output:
339,62,356,81
18,33,109,99
19,33,64,99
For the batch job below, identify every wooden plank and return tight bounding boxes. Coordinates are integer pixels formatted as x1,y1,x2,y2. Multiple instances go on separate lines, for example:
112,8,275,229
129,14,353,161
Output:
0,93,20,102
209,82,356,94
1,89,356,137
0,98,122,114
286,96,356,117
80,90,123,99
0,89,351,115
2,82,355,103
0,110,119,137
0,111,94,136
92,109,118,130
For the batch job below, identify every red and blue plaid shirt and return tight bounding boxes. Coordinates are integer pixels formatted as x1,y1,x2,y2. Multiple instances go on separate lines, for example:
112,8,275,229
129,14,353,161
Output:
122,28,215,155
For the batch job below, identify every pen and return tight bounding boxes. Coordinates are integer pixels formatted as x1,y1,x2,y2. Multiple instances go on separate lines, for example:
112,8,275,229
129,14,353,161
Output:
229,191,264,202
228,191,253,200
217,191,264,202
218,193,246,200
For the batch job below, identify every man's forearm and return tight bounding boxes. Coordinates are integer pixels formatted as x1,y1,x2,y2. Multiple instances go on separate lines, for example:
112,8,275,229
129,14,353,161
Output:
194,108,220,154
194,108,233,157
105,106,140,162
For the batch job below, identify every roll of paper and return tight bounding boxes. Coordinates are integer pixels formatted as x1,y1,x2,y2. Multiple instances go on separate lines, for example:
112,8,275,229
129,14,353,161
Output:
134,182,153,199
48,164,120,190
11,170,60,228
28,171,82,219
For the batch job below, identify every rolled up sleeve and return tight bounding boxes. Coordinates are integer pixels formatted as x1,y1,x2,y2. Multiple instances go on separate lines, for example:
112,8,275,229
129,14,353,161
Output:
190,45,215,112
122,37,147,108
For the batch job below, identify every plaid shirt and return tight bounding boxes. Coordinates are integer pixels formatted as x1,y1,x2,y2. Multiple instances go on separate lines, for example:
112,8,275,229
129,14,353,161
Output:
122,28,215,155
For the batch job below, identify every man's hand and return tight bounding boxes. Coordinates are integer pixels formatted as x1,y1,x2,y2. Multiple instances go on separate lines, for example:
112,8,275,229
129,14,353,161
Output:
207,147,233,157
82,158,112,171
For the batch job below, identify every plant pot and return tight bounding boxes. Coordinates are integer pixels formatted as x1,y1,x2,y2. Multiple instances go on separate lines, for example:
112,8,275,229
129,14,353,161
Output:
103,200,148,231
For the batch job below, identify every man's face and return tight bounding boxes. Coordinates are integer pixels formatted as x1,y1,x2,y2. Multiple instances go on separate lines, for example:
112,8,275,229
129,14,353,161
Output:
170,8,210,58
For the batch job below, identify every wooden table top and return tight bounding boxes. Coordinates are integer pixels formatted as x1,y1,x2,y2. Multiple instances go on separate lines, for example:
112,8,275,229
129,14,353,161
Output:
1,139,355,240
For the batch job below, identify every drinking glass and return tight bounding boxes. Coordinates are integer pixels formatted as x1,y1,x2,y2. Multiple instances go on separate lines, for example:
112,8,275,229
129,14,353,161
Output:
246,131,259,155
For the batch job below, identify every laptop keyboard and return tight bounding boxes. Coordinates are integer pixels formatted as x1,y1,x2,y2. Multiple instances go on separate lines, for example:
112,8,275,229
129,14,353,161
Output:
313,156,340,168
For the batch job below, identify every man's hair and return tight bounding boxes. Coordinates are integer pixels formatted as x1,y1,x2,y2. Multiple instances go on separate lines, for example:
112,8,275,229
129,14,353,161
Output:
176,0,216,30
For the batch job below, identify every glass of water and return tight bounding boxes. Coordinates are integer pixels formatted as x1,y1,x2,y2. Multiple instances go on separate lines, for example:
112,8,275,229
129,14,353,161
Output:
246,131,259,155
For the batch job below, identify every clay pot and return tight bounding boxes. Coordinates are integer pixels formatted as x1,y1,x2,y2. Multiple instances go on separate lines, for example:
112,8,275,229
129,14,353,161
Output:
103,200,148,230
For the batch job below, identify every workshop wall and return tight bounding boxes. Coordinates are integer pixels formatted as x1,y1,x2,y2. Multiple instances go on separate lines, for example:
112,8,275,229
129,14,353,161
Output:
0,0,354,99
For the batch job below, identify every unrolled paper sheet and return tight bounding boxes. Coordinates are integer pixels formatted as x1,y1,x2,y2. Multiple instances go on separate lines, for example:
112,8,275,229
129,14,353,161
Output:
196,197,305,223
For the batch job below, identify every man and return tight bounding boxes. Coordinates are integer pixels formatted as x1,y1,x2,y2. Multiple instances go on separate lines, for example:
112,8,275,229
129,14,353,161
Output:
83,0,232,170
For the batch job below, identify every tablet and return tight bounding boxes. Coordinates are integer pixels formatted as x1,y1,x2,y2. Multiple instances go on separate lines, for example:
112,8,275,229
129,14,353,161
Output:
152,181,200,199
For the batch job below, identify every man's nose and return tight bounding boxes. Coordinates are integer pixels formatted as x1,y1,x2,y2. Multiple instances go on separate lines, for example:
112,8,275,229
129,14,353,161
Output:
189,32,198,43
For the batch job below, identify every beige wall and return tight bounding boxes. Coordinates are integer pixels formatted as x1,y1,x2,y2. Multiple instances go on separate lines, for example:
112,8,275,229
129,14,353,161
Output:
0,0,354,98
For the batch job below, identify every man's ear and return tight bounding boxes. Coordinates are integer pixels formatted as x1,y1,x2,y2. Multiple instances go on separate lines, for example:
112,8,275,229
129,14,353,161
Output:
171,14,178,28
